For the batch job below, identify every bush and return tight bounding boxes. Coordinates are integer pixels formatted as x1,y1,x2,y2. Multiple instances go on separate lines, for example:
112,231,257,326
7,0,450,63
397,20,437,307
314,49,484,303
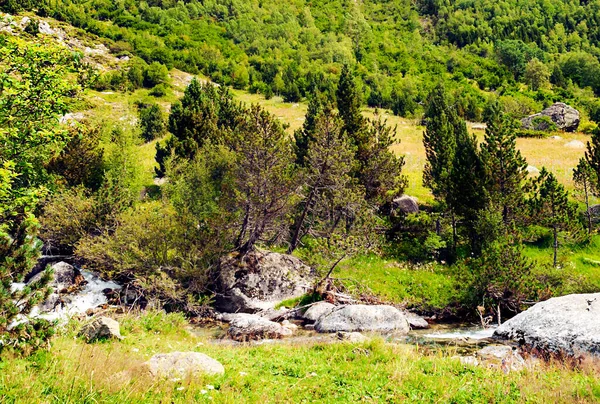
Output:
143,62,169,88
149,83,168,97
138,103,165,142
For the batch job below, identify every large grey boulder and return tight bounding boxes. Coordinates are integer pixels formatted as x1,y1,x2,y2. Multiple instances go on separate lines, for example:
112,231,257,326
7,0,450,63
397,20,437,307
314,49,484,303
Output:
227,313,293,341
494,293,600,356
79,316,123,341
404,312,429,329
521,102,580,132
315,305,410,334
215,250,315,313
391,195,419,215
143,352,224,378
302,302,335,322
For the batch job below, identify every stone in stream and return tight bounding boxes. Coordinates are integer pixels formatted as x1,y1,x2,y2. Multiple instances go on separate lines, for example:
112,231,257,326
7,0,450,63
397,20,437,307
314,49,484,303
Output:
315,305,410,334
79,316,123,342
337,331,369,343
142,352,224,378
494,293,600,357
227,313,293,341
28,261,79,291
404,312,429,329
302,302,336,322
215,250,315,313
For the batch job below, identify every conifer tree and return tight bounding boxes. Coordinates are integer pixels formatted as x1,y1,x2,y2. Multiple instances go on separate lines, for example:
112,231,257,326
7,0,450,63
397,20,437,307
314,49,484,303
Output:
423,87,457,204
529,168,577,267
294,92,326,166
288,110,356,253
573,158,597,234
585,126,600,191
336,65,366,150
480,101,528,226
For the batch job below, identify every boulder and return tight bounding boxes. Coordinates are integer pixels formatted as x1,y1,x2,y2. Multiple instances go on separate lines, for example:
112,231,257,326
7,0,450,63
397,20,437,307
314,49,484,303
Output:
337,331,369,343
521,102,580,132
215,250,315,313
28,261,78,291
404,312,429,329
494,293,600,357
315,305,410,334
79,316,123,341
526,165,540,174
143,352,224,378
391,195,419,215
302,302,336,322
564,140,585,149
476,345,526,373
227,313,293,341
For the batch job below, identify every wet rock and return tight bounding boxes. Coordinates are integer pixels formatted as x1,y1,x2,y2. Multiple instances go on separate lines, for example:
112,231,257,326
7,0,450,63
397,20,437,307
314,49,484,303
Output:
79,316,122,341
337,331,369,343
521,102,580,132
315,305,410,334
215,250,315,313
28,261,78,290
143,352,224,378
494,293,600,357
302,302,335,322
405,312,429,329
227,313,293,341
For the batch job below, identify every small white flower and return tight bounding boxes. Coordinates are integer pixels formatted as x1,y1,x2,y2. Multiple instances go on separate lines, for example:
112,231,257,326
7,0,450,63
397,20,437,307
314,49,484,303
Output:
177,387,185,391
170,378,181,382
201,390,208,394
310,372,317,377
239,371,248,376
132,348,139,352
206,385,215,390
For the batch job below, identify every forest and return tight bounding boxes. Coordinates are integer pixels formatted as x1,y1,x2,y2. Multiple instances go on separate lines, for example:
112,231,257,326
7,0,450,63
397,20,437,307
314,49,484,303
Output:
2,1,600,402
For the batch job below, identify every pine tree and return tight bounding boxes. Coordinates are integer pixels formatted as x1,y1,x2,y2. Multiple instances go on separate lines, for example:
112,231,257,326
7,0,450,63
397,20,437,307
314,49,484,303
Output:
529,168,578,267
294,92,326,166
448,118,488,251
585,126,600,191
336,65,366,149
288,110,357,253
480,101,528,226
573,158,597,234
423,87,457,205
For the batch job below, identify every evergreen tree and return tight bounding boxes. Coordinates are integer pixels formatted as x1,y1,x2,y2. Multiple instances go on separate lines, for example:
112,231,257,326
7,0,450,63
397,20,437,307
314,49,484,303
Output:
573,158,597,234
480,101,528,226
448,118,488,252
233,105,297,253
336,65,366,148
423,87,457,204
138,103,165,142
585,126,600,191
294,92,326,166
529,168,578,267
288,110,357,253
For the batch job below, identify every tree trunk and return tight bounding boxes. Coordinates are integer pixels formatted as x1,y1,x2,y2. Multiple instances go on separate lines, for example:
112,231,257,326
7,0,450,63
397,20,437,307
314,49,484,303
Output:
235,204,251,249
451,210,457,260
584,179,592,235
553,225,558,268
288,188,316,254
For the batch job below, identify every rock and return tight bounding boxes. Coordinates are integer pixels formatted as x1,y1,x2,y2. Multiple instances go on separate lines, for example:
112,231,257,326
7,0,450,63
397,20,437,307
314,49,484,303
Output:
476,345,526,373
521,102,580,132
281,320,299,331
337,331,369,343
549,135,562,140
494,293,600,357
302,302,335,322
143,352,224,378
564,140,585,149
227,313,293,341
79,316,123,341
404,312,429,329
28,262,78,291
471,123,487,131
391,195,419,215
315,305,410,334
526,165,540,174
215,250,315,313
38,21,55,36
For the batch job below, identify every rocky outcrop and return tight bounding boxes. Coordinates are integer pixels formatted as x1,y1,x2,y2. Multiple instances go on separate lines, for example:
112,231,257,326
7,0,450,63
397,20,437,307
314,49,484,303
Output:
494,293,600,357
302,302,335,322
215,250,315,313
391,195,419,216
314,305,410,334
79,317,123,341
227,313,293,341
143,352,224,378
521,102,580,132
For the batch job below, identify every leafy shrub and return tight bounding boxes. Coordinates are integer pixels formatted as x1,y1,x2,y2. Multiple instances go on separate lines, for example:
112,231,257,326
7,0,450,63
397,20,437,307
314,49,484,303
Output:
143,62,169,88
149,83,168,97
138,103,165,142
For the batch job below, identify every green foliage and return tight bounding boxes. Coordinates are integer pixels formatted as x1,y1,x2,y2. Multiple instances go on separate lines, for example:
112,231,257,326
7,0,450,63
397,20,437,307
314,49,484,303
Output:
143,62,169,88
138,103,166,142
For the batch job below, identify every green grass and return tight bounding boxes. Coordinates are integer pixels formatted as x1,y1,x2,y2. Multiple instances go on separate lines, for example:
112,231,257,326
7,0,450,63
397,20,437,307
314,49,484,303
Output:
334,255,458,311
1,311,599,403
